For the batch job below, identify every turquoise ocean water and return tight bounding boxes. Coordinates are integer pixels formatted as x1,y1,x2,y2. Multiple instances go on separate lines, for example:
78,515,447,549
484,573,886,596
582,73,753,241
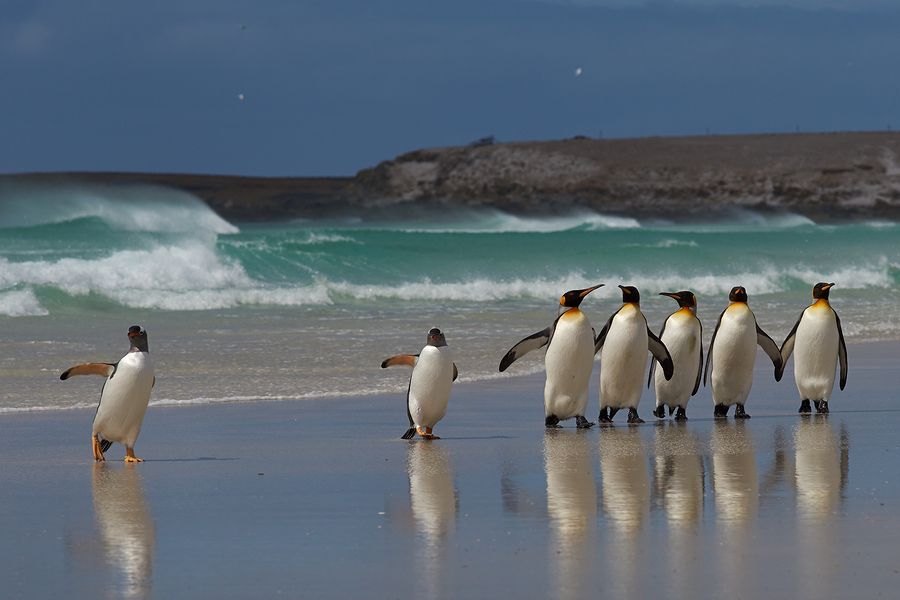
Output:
1,183,898,412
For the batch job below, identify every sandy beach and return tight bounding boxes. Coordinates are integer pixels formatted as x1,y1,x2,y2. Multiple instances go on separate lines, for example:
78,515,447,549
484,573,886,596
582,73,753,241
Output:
1,341,898,599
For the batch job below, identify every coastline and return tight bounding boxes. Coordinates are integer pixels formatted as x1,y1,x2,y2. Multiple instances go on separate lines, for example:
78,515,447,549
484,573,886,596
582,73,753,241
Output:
4,130,900,222
1,341,898,599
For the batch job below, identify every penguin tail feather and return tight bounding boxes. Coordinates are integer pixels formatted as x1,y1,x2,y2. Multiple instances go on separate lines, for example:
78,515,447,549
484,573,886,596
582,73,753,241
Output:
401,427,416,440
99,439,112,453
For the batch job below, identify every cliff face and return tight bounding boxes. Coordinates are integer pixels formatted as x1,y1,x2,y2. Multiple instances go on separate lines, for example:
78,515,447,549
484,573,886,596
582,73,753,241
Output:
353,132,900,220
6,132,900,221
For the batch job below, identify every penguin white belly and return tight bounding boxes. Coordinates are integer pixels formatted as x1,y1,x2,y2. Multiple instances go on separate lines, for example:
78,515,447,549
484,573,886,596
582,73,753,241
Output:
544,309,594,419
711,307,757,407
600,308,648,410
655,313,701,409
92,352,154,448
408,346,453,428
794,307,839,402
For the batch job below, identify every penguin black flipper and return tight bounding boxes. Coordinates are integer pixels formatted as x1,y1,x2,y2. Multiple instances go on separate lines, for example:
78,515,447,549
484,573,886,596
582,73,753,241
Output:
693,344,704,396
778,312,802,381
594,309,620,355
835,310,848,390
499,326,552,372
704,309,726,386
452,363,459,382
647,318,667,388
647,325,674,380
402,379,415,439
60,362,116,380
99,438,112,453
755,322,784,381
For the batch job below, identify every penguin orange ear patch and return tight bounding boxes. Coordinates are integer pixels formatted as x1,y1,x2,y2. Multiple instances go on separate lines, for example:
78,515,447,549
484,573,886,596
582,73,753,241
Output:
60,363,116,380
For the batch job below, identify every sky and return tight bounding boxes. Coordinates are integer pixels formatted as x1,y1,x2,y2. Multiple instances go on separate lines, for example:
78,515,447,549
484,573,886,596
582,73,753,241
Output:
2,0,900,177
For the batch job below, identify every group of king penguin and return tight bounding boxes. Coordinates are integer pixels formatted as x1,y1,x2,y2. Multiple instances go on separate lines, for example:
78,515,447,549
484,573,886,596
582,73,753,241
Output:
54,281,847,459
383,282,847,440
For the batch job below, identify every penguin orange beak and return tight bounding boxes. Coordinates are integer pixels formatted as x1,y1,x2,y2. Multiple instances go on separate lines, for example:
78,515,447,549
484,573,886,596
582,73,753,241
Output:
824,282,835,290
659,292,679,299
578,283,604,298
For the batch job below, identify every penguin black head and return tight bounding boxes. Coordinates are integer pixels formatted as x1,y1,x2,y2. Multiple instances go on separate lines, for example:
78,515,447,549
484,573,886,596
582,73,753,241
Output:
728,286,748,303
426,328,448,347
619,285,640,304
813,282,835,300
127,325,149,352
559,284,604,309
660,290,697,309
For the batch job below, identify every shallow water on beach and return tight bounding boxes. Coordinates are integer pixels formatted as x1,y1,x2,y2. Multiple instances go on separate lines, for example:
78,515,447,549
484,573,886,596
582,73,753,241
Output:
2,184,900,411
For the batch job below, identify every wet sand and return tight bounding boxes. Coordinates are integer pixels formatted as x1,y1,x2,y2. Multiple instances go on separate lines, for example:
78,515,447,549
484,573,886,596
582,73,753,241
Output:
1,342,899,599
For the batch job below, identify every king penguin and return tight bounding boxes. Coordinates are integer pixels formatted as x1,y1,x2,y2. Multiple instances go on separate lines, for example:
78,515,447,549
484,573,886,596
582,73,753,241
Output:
382,328,458,440
499,284,604,428
704,286,782,419
778,282,848,415
60,325,155,462
650,291,703,421
595,285,674,424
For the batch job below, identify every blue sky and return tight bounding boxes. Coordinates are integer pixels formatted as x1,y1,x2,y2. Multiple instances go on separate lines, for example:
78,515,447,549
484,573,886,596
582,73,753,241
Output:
2,0,899,176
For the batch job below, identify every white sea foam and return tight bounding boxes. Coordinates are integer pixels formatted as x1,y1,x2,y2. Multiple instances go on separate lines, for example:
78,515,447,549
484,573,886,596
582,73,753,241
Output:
625,239,699,249
0,288,48,317
376,209,640,233
0,182,239,234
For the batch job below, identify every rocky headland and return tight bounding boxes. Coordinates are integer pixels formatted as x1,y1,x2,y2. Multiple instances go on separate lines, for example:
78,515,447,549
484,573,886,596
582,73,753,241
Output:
7,131,900,221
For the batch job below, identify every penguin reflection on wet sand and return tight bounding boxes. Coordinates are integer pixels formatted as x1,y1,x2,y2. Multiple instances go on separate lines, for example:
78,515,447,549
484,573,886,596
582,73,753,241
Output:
596,285,673,424
60,325,155,462
778,282,848,415
382,328,458,440
92,464,155,598
705,286,782,419
499,284,604,428
650,291,703,421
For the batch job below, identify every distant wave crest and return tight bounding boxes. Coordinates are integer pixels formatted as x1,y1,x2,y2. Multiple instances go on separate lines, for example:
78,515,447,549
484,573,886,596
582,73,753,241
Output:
0,182,239,234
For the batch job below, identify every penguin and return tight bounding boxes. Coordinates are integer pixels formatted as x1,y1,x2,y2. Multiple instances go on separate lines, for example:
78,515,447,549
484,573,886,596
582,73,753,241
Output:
777,282,848,415
499,284,604,428
60,325,155,462
382,328,458,440
704,286,782,419
649,291,703,421
595,285,674,424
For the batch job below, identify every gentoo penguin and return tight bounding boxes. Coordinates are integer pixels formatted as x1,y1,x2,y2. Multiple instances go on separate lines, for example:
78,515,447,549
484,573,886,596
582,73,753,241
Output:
704,286,782,419
382,328,458,440
499,284,604,428
595,285,673,424
60,325,155,462
650,291,703,421
778,282,848,415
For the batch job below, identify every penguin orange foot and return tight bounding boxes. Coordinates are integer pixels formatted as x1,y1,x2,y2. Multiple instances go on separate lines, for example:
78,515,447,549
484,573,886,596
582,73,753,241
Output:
91,434,105,462
124,447,143,463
